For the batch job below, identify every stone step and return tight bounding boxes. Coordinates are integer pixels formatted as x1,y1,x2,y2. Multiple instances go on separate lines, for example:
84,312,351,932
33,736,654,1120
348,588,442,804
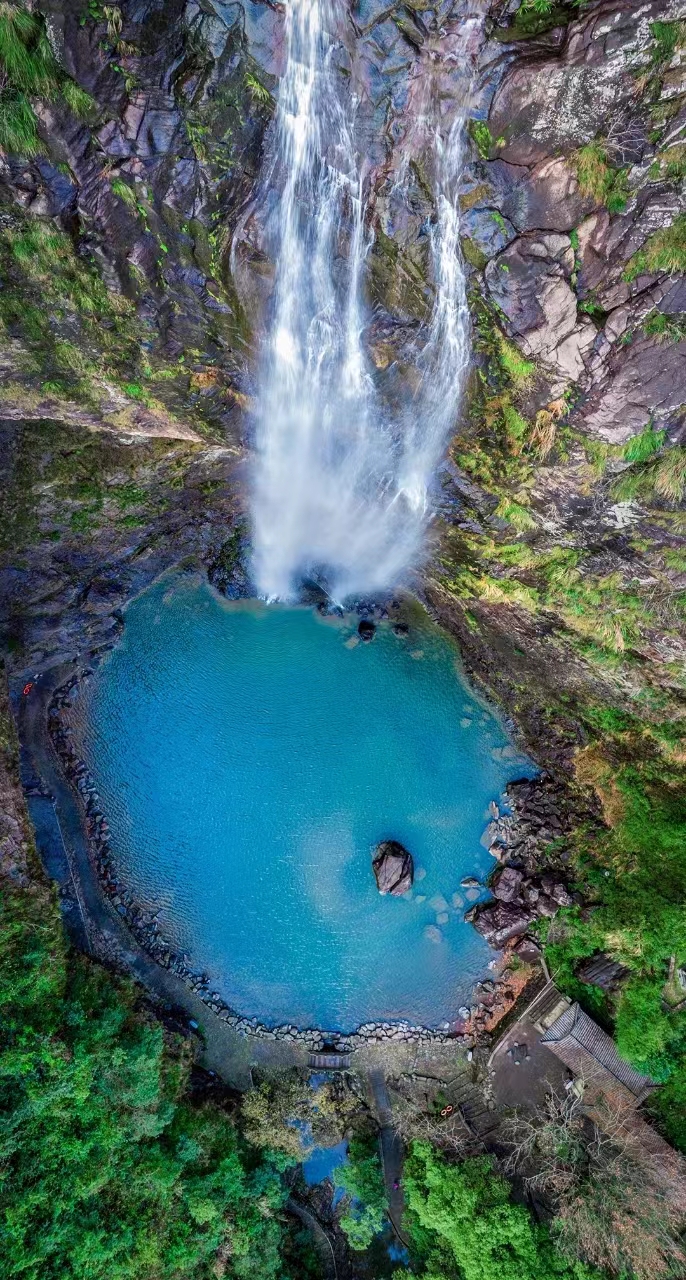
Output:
308,1052,352,1070
446,1073,497,1136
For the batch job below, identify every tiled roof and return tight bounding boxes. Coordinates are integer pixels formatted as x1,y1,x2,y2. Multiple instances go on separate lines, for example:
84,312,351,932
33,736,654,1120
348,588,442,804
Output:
541,1002,656,1100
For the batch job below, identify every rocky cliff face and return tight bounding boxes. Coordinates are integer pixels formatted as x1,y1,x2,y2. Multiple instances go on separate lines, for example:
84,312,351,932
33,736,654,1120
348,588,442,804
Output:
0,0,684,759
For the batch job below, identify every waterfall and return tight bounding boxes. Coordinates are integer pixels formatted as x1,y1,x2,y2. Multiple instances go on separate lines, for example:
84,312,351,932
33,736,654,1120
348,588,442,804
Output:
251,0,471,602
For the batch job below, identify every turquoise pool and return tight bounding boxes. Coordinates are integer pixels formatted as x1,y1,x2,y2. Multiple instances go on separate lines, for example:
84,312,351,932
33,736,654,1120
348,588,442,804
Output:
73,574,532,1031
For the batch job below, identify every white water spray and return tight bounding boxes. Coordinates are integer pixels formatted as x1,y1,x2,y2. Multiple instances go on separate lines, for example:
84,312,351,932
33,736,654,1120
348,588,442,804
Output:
252,0,472,601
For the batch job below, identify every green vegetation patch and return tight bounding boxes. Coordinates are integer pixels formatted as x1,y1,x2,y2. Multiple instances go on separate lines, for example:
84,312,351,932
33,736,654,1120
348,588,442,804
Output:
649,20,686,69
333,1131,387,1251
643,309,686,343
469,120,493,159
491,0,576,42
403,1143,599,1279
0,694,290,1280
0,1,95,156
572,141,629,214
0,419,195,556
624,215,686,281
542,714,686,1147
0,204,144,401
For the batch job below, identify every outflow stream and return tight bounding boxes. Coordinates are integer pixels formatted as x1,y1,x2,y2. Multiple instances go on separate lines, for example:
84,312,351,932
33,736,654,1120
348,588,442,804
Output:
252,0,474,602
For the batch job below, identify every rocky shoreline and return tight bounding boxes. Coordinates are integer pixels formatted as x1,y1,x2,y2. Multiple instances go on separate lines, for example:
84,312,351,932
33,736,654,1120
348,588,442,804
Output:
44,630,581,1054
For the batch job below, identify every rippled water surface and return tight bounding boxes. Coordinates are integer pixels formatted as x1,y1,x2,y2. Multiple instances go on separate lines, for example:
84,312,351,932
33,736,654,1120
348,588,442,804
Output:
74,574,533,1031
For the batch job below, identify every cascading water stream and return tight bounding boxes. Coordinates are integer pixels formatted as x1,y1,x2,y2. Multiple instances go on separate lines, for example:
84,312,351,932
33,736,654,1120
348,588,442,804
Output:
398,114,471,516
252,0,473,602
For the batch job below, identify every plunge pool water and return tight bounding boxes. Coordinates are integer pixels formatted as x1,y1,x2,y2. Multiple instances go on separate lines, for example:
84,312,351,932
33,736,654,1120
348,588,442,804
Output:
71,573,533,1032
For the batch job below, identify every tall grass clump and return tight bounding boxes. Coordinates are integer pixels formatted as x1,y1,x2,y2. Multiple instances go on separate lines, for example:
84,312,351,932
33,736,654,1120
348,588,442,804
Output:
573,141,629,214
0,2,94,155
624,215,686,281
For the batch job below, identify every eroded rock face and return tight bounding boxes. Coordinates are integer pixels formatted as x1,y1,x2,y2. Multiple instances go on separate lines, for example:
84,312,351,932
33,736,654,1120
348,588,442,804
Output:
475,156,594,235
487,0,679,166
485,233,597,382
372,840,414,896
0,0,681,460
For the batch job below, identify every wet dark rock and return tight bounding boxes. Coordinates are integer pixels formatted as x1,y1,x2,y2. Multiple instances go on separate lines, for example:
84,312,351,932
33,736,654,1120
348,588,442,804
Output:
469,901,534,948
513,937,542,964
492,866,523,902
372,840,414,896
535,894,559,919
462,204,516,261
539,874,573,907
358,619,376,642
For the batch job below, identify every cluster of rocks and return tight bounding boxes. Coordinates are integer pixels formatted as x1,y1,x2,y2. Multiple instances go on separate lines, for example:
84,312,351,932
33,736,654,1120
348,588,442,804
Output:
345,1021,457,1048
464,941,544,1037
47,671,462,1052
468,777,578,949
315,596,411,641
482,776,580,867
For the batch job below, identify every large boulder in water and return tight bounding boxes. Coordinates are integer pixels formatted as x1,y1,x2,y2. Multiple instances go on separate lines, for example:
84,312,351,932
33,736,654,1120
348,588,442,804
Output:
372,841,413,896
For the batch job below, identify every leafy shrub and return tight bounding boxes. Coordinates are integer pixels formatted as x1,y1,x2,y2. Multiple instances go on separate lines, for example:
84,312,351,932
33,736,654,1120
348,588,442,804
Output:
643,310,686,343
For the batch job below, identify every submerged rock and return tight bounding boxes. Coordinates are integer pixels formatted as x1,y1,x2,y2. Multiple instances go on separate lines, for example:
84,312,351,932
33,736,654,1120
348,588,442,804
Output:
358,619,376,642
372,840,414,896
424,925,442,944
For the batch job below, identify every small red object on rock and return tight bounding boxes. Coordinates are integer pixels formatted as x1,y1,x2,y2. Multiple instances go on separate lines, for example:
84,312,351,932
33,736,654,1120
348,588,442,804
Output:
22,683,33,696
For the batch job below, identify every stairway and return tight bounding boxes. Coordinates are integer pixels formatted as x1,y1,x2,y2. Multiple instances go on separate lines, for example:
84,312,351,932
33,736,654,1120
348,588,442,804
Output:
308,1051,352,1070
445,1071,498,1138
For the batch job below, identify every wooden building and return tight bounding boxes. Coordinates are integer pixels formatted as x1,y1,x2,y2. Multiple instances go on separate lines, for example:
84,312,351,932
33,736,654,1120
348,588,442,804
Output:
541,1001,656,1109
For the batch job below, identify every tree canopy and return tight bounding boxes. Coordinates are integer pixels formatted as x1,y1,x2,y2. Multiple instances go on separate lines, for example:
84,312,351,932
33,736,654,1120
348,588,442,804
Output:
0,865,287,1280
402,1143,600,1280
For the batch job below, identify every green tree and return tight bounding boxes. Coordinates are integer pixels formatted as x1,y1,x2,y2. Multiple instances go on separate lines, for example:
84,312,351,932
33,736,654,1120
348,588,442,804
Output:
333,1132,388,1251
403,1143,598,1280
0,832,287,1279
241,1069,360,1165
